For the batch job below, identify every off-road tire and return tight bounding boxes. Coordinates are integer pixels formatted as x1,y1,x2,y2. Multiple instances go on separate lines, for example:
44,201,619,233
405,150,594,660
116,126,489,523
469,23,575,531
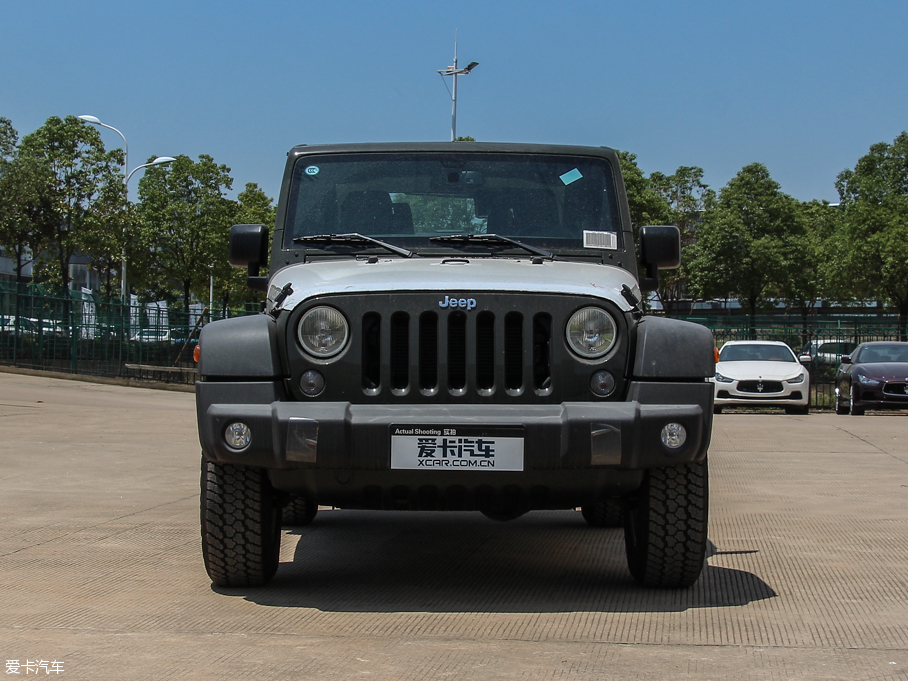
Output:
282,495,318,526
201,458,281,587
849,386,865,416
624,458,708,589
581,497,624,528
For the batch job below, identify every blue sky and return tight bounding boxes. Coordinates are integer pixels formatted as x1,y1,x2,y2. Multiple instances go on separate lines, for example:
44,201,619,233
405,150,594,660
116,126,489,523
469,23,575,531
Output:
2,0,906,205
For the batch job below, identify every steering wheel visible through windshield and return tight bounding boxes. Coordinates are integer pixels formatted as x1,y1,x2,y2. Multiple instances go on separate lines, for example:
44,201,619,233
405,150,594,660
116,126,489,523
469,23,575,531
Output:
283,152,622,254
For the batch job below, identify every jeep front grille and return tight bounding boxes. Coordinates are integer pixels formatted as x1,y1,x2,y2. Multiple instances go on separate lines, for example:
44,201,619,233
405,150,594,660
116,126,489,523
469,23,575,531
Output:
360,310,552,397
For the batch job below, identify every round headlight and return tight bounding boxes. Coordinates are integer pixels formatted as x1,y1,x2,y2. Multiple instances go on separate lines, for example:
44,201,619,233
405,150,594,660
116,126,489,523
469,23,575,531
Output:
566,307,616,358
298,306,349,358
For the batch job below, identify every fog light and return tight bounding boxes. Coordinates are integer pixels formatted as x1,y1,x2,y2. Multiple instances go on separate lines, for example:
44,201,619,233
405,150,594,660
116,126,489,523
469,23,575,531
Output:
660,422,687,449
300,369,325,397
225,422,251,450
590,370,616,396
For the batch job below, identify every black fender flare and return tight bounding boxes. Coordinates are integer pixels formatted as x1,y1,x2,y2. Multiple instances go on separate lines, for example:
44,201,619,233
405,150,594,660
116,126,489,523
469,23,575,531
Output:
198,315,283,378
632,316,715,379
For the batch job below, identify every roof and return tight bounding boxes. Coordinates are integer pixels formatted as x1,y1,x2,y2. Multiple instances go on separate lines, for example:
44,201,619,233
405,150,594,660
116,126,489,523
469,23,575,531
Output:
720,340,792,347
286,141,618,159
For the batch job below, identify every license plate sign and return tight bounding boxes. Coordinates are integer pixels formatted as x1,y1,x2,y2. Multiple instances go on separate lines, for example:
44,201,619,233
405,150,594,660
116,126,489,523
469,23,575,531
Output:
390,425,524,471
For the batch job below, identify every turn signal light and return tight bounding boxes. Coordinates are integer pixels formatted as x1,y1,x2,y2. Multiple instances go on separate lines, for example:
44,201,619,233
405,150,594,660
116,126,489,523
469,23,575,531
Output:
713,347,720,364
193,345,201,363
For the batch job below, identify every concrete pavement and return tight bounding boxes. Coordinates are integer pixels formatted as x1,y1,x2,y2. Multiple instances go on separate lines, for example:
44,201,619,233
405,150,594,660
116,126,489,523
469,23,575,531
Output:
1,371,907,680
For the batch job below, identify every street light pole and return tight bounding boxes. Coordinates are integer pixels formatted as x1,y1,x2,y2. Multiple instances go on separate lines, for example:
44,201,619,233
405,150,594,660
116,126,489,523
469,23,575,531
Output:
78,115,174,300
437,34,478,142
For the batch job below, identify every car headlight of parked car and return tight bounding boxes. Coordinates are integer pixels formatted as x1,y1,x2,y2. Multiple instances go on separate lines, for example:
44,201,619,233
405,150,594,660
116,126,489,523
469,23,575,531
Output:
714,372,734,383
857,374,882,387
785,374,806,384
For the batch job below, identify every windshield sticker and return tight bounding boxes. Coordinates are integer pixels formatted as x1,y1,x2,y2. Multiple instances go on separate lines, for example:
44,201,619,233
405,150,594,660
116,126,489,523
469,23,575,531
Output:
304,165,320,176
559,168,583,185
583,230,618,250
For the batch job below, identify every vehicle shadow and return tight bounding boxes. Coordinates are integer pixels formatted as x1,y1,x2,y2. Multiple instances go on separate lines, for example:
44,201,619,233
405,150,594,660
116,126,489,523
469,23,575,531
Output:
215,510,776,613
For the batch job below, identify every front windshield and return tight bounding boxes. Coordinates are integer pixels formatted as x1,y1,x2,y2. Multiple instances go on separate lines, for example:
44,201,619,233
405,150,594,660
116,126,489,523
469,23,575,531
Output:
719,344,796,362
855,343,908,363
283,153,621,251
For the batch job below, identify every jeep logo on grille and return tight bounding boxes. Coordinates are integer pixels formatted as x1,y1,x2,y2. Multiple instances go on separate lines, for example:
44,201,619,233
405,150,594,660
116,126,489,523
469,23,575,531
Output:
439,295,477,310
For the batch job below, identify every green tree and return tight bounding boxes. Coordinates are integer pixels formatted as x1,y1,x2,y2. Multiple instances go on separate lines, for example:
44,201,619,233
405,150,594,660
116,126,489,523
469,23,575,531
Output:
0,150,53,282
687,163,804,317
616,151,672,233
81,201,133,298
17,116,125,290
213,182,276,315
649,166,715,313
0,118,39,282
834,132,908,338
133,154,235,313
0,117,16,161
788,200,839,310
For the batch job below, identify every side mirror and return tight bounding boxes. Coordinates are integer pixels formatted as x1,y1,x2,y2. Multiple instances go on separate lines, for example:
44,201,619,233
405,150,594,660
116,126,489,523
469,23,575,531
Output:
840,355,852,365
639,225,681,293
798,354,812,365
229,224,269,291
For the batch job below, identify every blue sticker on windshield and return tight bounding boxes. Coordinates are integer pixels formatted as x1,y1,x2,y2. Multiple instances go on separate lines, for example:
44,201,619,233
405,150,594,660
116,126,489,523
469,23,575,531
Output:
305,165,320,176
560,168,583,185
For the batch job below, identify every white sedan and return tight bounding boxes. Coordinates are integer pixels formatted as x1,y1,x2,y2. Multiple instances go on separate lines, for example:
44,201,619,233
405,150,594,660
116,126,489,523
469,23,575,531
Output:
710,340,810,414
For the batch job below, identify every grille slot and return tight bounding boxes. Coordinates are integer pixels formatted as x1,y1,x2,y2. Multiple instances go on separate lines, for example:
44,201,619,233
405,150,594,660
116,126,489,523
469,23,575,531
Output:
448,312,467,391
419,312,438,392
504,312,523,391
361,312,381,392
533,313,552,392
390,312,410,392
476,311,495,391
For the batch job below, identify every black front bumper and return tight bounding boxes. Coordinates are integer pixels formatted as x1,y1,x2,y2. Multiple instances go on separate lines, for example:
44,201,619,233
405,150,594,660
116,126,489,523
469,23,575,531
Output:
197,380,712,473
853,384,908,409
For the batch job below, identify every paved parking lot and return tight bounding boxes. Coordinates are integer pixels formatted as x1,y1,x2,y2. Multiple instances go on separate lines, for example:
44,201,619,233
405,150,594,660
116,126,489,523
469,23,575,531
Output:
1,370,907,680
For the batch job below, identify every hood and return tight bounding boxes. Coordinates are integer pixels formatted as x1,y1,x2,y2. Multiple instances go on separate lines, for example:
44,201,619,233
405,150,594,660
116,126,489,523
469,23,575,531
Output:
854,362,908,381
267,257,641,312
716,361,805,381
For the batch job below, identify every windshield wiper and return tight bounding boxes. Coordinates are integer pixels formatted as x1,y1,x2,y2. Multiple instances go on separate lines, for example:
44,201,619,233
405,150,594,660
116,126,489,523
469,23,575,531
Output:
429,233,552,259
293,233,413,258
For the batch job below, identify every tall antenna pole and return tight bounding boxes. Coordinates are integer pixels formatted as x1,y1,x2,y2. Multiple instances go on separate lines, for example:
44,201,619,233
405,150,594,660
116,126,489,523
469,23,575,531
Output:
437,32,478,142
451,33,458,142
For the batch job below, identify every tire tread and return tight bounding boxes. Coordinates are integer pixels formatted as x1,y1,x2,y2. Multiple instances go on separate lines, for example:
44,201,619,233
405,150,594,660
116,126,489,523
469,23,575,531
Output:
282,495,318,526
625,459,708,589
201,459,280,587
581,498,624,528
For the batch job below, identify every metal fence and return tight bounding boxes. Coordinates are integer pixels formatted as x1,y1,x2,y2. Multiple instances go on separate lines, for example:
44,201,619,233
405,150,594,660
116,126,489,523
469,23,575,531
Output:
2,283,905,407
0,281,258,385
681,314,906,409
